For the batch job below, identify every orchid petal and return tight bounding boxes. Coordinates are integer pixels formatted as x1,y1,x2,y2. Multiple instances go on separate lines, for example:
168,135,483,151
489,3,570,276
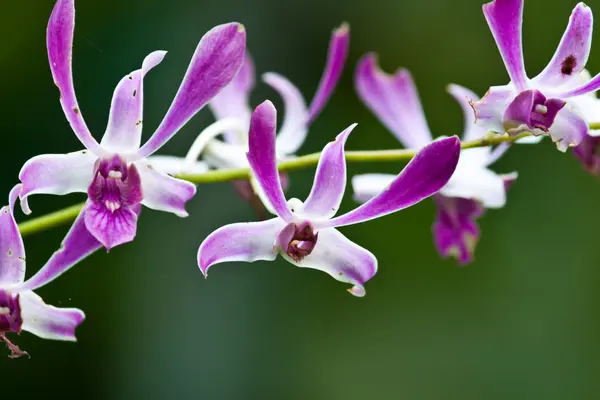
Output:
482,0,528,90
19,291,84,342
0,185,26,286
302,124,355,218
573,134,600,175
136,163,196,217
548,105,588,151
145,155,209,175
203,140,249,169
440,162,508,209
20,211,102,292
83,202,138,251
355,54,432,148
503,90,566,133
46,0,101,154
326,136,460,228
286,228,376,297
137,23,246,159
351,173,395,203
246,101,293,221
198,218,285,277
447,84,488,142
471,85,516,133
263,73,309,156
307,23,349,123
552,72,600,98
535,3,593,87
100,51,166,153
433,195,484,265
209,54,255,144
19,150,97,214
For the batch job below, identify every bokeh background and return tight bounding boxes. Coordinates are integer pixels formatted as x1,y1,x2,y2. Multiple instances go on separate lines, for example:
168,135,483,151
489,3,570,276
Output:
2,0,600,398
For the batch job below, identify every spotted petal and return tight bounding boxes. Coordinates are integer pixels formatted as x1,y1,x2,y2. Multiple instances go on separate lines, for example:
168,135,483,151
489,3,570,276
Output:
285,228,377,297
302,124,355,218
19,291,84,342
137,23,246,158
19,150,97,214
307,23,350,123
83,201,138,251
136,163,196,217
198,218,286,277
0,185,26,286
46,0,102,154
534,3,593,87
246,101,293,221
100,51,166,153
325,136,461,228
482,0,528,90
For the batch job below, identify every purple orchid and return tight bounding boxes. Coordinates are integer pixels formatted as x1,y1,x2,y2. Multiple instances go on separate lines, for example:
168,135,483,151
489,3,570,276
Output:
472,0,600,151
197,101,460,295
0,185,87,357
18,0,246,250
354,54,517,264
155,24,350,204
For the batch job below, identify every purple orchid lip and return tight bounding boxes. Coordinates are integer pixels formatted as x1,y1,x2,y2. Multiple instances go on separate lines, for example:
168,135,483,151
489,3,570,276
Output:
503,89,566,133
0,290,22,334
283,222,319,262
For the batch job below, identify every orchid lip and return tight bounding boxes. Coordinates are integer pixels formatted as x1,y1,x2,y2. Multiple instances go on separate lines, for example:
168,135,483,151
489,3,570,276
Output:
0,290,23,334
280,222,319,262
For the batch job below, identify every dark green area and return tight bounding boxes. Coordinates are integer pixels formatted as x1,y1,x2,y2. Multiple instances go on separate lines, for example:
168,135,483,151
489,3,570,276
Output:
2,0,600,398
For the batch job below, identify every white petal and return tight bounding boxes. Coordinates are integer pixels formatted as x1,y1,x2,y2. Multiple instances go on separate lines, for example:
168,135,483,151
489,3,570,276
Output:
440,161,507,209
351,173,395,203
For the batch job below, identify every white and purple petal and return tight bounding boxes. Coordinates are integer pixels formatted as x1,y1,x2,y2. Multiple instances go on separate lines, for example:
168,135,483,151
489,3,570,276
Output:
100,51,166,153
0,185,26,286
137,23,246,158
547,104,588,151
302,124,355,218
136,163,196,217
46,0,102,154
263,73,309,156
573,133,600,175
503,90,566,133
351,173,395,204
285,227,377,297
145,155,209,176
18,291,84,342
447,84,488,142
83,201,138,251
326,136,461,228
307,23,350,123
246,101,293,221
355,54,432,148
198,218,286,277
482,0,528,90
19,150,97,214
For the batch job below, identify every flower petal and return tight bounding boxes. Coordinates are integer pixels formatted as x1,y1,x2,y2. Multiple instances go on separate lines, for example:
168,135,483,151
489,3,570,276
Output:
534,3,593,87
46,0,102,154
100,51,166,153
198,218,285,277
548,105,588,151
503,90,566,133
83,202,138,251
302,124,355,218
18,291,84,342
145,155,209,175
209,54,254,144
482,0,528,90
263,73,309,156
307,23,350,123
573,133,600,176
0,185,26,286
351,173,395,203
326,136,461,228
447,84,488,142
19,150,97,214
552,72,600,98
136,162,196,217
433,195,484,265
286,228,376,297
355,54,432,148
19,210,102,292
246,101,293,221
137,23,246,159
440,161,508,209
471,85,516,133
203,140,249,169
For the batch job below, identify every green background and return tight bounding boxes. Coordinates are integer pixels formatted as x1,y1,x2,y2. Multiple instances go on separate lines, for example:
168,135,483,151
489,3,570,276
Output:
2,0,600,398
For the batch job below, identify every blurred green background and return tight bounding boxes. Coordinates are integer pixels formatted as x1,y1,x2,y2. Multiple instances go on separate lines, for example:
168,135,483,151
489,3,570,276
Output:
2,0,600,398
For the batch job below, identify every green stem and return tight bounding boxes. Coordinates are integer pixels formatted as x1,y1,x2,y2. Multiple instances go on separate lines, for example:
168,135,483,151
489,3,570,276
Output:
16,131,530,237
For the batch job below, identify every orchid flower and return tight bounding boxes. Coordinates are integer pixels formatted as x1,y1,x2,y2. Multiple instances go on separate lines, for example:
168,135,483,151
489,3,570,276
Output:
354,54,517,264
18,0,246,250
472,0,600,152
197,101,460,296
0,185,88,357
156,24,350,201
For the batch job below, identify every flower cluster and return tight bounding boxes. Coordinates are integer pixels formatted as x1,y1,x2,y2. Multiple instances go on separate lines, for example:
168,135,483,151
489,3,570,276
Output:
2,0,599,357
